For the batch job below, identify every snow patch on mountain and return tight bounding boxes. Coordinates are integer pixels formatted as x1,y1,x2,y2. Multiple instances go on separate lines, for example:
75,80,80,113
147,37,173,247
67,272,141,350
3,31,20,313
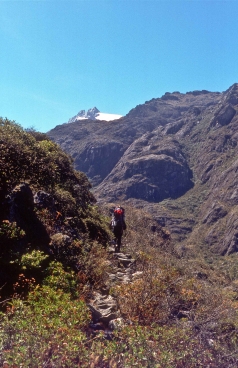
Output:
95,112,123,121
68,107,123,123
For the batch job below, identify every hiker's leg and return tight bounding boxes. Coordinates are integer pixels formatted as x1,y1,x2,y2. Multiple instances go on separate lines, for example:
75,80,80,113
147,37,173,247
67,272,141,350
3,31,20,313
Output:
114,234,120,252
114,226,123,252
113,228,119,252
116,228,123,252
113,228,117,247
117,235,122,252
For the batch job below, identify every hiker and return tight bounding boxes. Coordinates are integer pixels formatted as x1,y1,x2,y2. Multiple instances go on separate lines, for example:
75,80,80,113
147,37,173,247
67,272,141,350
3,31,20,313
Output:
110,205,126,252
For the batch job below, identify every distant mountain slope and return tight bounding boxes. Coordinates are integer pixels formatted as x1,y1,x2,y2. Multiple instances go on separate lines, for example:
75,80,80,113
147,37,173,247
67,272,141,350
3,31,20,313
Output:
48,83,238,255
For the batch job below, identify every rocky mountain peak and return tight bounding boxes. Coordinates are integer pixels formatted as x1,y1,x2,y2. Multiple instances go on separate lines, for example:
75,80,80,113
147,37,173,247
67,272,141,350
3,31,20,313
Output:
224,83,238,105
67,107,100,123
67,107,122,123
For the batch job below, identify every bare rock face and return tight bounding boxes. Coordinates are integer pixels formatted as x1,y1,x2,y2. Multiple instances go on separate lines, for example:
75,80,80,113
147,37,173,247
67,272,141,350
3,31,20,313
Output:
223,213,238,255
202,202,228,225
48,83,238,255
9,183,34,221
205,211,238,256
210,104,236,127
8,183,50,248
73,141,124,186
96,134,193,202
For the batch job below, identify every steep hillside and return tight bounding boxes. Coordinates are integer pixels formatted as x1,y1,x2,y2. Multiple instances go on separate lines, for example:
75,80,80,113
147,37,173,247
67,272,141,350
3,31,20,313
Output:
48,83,238,256
2,119,238,367
48,88,221,187
0,119,111,298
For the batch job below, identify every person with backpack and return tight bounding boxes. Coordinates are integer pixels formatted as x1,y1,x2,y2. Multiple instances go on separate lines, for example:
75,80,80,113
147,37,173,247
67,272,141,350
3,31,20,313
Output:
110,205,126,253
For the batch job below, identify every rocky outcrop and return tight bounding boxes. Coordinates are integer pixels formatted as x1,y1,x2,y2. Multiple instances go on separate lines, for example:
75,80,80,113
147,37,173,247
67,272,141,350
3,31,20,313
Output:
73,141,125,186
210,104,236,127
202,202,228,225
8,183,50,249
95,134,193,202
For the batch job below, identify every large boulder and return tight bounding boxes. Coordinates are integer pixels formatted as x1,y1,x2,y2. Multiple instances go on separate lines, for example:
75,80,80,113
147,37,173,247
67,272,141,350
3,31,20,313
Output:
8,183,50,248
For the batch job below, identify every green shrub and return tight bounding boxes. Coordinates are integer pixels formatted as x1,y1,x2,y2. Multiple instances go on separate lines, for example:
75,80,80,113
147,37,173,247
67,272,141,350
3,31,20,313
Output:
43,261,77,295
0,118,94,199
0,118,111,298
20,250,49,270
0,286,90,367
0,221,25,241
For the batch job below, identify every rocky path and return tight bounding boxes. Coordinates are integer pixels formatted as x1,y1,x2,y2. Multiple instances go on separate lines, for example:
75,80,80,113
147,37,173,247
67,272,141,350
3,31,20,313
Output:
87,247,142,335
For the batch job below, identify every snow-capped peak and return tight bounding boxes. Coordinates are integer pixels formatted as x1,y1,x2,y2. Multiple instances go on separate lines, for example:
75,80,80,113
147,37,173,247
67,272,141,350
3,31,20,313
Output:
67,107,123,123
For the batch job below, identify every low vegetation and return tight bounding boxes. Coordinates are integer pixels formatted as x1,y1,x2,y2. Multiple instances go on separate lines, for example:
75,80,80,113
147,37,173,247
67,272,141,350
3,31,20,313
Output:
0,119,238,367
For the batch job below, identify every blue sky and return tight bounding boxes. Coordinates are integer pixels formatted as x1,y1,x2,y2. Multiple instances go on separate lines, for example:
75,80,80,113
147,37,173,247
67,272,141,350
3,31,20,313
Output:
1,0,238,132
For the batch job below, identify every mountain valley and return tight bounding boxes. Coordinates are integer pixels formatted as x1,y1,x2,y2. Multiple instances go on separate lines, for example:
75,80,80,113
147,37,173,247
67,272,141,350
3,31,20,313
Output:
48,83,238,256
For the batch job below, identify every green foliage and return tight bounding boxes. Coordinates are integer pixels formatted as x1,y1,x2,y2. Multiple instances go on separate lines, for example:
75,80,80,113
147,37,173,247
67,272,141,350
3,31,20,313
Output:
0,286,90,367
0,221,26,266
0,118,94,205
25,126,51,142
54,187,77,216
1,297,237,367
0,118,111,298
0,221,25,243
20,250,49,270
101,324,218,367
43,261,77,295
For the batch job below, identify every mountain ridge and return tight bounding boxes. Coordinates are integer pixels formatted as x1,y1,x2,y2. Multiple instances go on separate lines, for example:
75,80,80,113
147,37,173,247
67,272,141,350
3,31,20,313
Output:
48,83,238,256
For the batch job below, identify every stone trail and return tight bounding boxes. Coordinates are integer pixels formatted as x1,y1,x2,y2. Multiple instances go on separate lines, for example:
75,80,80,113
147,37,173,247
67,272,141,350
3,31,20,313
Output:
87,247,142,334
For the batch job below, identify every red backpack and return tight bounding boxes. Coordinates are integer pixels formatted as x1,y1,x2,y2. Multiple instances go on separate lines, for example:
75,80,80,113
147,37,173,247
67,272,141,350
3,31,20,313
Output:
112,207,125,227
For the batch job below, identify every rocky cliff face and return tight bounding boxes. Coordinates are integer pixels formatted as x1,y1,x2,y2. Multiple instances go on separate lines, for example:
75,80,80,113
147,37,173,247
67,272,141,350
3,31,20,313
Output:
96,133,193,202
48,83,238,256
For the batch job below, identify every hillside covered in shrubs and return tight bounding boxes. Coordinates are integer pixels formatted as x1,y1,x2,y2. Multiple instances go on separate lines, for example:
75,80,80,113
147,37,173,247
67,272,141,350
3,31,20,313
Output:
1,118,238,367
